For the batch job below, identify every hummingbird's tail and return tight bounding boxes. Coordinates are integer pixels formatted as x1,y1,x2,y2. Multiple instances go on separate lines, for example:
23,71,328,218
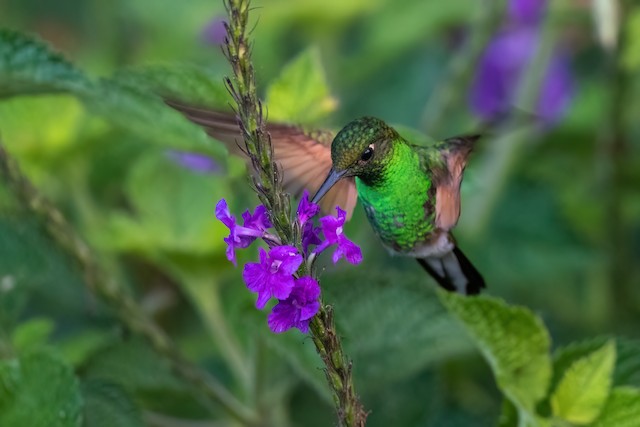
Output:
417,247,485,295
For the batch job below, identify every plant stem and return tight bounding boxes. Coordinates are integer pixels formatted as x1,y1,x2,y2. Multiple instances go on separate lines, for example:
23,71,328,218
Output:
598,3,635,321
222,1,367,425
420,0,502,135
0,144,259,426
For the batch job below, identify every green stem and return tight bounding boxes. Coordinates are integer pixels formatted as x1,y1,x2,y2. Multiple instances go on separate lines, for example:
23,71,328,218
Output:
597,3,635,321
222,1,367,425
0,144,259,426
182,276,252,392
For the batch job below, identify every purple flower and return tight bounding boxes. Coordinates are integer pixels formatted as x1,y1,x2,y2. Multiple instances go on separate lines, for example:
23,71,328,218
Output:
301,221,322,254
315,207,362,265
242,205,272,233
297,190,320,226
508,0,546,26
201,16,227,46
167,151,220,174
469,0,572,125
268,276,321,333
242,246,303,309
216,199,272,266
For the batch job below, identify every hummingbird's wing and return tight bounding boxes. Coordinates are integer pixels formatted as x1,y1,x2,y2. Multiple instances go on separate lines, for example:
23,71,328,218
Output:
424,135,481,231
166,100,358,219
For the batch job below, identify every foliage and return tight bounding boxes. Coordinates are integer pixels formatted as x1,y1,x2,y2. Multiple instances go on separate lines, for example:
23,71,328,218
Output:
1,0,640,426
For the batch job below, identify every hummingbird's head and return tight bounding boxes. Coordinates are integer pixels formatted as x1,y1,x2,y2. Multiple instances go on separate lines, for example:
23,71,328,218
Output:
312,117,399,204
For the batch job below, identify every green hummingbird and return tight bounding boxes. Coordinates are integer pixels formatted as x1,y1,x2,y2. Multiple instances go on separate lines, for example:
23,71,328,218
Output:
168,102,485,294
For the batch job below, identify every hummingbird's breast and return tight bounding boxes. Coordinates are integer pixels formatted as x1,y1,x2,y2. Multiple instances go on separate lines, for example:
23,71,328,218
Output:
355,144,437,255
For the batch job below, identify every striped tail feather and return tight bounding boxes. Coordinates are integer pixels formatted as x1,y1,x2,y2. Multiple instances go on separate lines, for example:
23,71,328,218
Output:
417,246,486,295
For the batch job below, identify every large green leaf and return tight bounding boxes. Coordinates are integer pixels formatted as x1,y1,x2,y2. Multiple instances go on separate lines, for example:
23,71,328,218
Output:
0,29,91,97
552,337,640,390
0,350,83,427
438,292,552,418
11,317,54,353
592,387,640,427
0,30,225,159
81,380,144,427
82,338,184,394
83,79,225,158
265,47,338,123
0,217,87,317
114,64,231,109
96,150,229,254
325,266,473,390
550,340,616,425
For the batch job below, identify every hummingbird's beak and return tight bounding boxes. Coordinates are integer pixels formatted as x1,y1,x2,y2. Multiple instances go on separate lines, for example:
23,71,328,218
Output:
312,168,347,204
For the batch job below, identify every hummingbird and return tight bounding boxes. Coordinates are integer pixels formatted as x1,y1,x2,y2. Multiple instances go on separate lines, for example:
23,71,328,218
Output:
167,101,485,295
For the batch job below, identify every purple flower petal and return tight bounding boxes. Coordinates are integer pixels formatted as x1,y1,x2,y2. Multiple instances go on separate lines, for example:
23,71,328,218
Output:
242,205,273,231
268,276,321,333
201,16,227,46
508,0,547,26
334,236,363,265
297,190,320,226
314,207,363,265
215,200,272,266
242,246,302,309
167,151,220,174
469,26,572,126
215,199,235,229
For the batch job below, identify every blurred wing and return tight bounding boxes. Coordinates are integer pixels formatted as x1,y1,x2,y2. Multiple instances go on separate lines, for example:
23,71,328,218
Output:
430,135,481,231
166,100,357,219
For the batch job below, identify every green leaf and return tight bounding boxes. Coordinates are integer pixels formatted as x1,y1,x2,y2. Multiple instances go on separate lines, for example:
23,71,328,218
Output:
11,317,54,352
83,338,184,393
552,338,640,393
82,79,225,159
0,31,225,160
265,47,338,123
0,96,89,161
97,151,229,254
114,64,231,109
81,380,144,427
326,267,474,390
0,350,83,427
0,29,91,97
551,340,616,425
592,387,640,427
497,399,518,427
0,217,87,318
438,292,552,416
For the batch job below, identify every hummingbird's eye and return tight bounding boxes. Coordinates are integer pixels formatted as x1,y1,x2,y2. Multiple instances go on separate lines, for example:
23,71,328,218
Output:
360,145,374,162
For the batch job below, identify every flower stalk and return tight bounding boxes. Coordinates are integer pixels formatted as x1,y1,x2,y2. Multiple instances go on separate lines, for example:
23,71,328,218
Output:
222,0,367,425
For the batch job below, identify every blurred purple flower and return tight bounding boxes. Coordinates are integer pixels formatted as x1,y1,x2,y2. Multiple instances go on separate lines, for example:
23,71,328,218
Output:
167,151,220,174
201,16,227,46
297,190,320,227
268,276,321,333
216,200,272,266
242,246,302,309
469,0,572,125
508,0,547,26
315,207,363,265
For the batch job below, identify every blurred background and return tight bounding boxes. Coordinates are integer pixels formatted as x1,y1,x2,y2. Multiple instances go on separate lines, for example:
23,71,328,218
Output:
1,0,639,426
